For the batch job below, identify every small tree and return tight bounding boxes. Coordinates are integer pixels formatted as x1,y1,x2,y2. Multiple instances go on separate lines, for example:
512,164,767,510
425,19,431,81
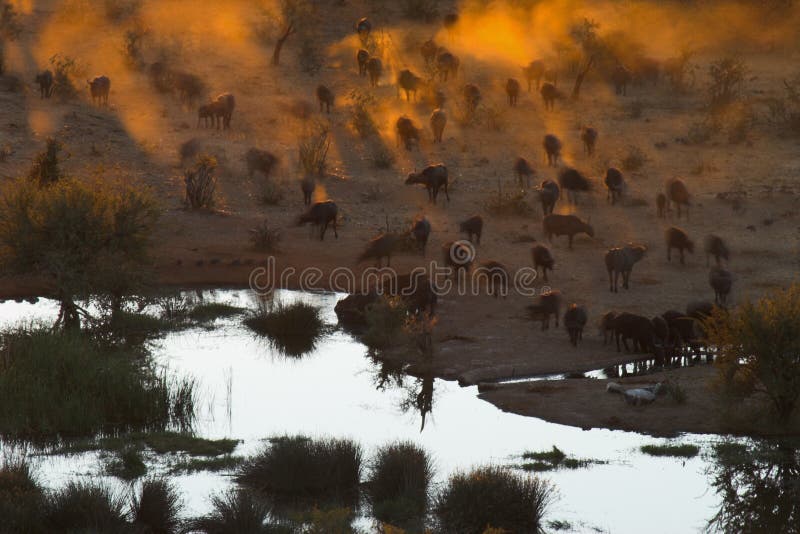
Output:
270,0,313,66
28,137,65,187
184,156,217,209
0,178,158,330
709,57,747,109
705,285,800,422
569,18,603,101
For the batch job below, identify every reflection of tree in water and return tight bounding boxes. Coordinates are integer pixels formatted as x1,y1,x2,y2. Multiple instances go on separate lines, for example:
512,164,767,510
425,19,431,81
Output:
708,440,800,533
368,352,434,432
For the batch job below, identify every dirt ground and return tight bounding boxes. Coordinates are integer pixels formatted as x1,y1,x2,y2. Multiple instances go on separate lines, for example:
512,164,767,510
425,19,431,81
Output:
1,1,799,436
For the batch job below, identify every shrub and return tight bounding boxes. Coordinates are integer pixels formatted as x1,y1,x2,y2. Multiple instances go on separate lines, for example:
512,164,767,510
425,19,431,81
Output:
107,446,147,480
122,26,147,70
640,443,699,458
350,91,379,139
0,327,196,440
368,442,433,527
238,436,363,508
187,489,276,534
488,189,534,217
362,296,408,350
621,145,646,171
708,57,747,109
45,482,127,532
244,300,324,357
705,284,800,422
249,219,281,252
156,293,193,322
131,478,184,534
0,460,47,533
188,303,245,323
434,465,555,534
299,123,331,176
371,145,395,169
259,180,284,206
49,53,82,100
27,137,64,186
0,177,159,329
185,156,218,209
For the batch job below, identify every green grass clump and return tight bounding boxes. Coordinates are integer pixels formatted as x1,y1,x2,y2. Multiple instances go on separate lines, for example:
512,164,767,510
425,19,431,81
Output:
189,302,244,323
238,436,362,508
434,465,555,534
367,442,433,528
106,446,147,480
0,327,196,441
244,300,325,357
520,446,600,472
45,482,127,532
0,460,47,533
640,443,700,458
131,478,184,534
187,489,282,534
48,431,238,458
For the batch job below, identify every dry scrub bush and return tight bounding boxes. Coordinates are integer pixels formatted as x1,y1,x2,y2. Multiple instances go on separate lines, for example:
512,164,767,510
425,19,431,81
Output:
249,219,281,252
299,122,331,176
184,156,217,210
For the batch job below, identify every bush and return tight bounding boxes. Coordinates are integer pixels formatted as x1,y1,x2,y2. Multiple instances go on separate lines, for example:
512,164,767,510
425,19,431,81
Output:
299,122,330,176
249,219,281,252
0,460,47,533
27,137,65,187
188,303,245,323
0,177,159,329
244,300,324,357
705,284,800,422
487,189,534,217
298,38,324,75
131,479,184,534
107,446,147,480
49,53,82,100
350,91,379,139
45,482,127,532
0,327,196,440
368,442,433,527
708,57,747,109
621,145,646,171
371,145,395,169
435,465,555,534
238,436,363,508
259,180,284,206
362,296,408,350
187,489,276,534
185,156,218,209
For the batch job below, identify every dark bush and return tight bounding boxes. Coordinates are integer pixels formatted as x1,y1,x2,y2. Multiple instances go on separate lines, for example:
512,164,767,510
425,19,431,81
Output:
131,478,184,534
368,441,433,527
244,300,324,357
434,465,555,534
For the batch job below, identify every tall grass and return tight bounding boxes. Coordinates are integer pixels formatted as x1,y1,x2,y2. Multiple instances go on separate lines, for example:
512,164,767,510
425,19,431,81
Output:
238,436,363,509
0,460,47,533
0,327,196,440
367,442,433,528
131,478,184,534
45,481,127,532
434,465,555,534
244,300,325,357
188,489,282,534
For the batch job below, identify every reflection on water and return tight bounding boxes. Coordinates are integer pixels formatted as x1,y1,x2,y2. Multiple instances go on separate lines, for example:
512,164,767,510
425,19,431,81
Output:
708,440,800,533
0,289,748,532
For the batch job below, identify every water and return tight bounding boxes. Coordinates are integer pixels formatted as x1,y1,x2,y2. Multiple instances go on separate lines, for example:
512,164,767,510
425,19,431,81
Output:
0,290,726,533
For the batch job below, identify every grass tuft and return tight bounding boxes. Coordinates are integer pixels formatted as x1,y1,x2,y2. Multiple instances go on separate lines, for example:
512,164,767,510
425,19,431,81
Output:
434,465,555,534
367,441,433,528
244,300,325,357
131,478,184,534
106,446,147,480
188,303,246,323
640,443,700,458
238,435,363,509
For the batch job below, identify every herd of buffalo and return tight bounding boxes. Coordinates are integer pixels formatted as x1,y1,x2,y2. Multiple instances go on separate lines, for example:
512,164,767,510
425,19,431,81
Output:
30,12,735,365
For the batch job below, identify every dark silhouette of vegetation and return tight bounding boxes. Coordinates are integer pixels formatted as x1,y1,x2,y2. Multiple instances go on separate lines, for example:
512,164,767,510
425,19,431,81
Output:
708,57,747,109
238,436,363,510
189,489,280,533
0,178,158,330
705,285,800,422
27,137,65,187
185,156,218,210
708,441,800,533
640,443,700,458
131,478,185,534
367,441,433,529
244,299,325,357
0,327,195,441
434,465,555,534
